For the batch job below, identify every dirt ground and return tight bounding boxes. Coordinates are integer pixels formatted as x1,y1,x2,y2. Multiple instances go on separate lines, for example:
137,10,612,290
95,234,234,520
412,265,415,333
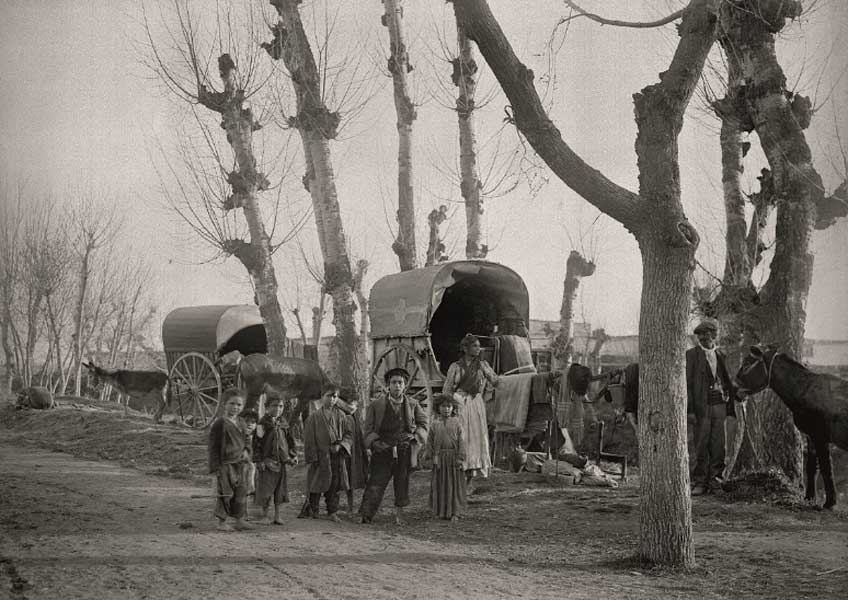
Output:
1,399,847,599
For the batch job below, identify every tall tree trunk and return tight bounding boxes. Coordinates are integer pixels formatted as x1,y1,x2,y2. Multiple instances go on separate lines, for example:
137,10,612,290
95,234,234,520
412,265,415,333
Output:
353,259,371,405
454,0,719,566
553,251,595,369
311,296,326,348
554,250,595,446
718,0,819,488
383,0,418,271
265,0,361,391
0,317,16,394
45,294,67,393
197,54,288,359
425,205,448,266
292,308,309,347
454,23,486,259
72,242,93,396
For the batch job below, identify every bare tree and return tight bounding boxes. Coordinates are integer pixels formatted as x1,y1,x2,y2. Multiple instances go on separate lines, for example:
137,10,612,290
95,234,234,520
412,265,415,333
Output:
66,194,120,396
453,19,486,259
698,0,848,484
146,0,292,359
382,0,419,271
452,0,719,565
263,0,364,392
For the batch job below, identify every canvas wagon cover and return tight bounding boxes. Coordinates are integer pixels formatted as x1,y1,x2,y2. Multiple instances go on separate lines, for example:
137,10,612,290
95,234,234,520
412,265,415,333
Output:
369,261,529,338
162,305,263,353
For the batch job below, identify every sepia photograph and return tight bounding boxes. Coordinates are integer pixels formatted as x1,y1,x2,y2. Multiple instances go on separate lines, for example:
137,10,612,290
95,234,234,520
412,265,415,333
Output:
1,1,847,598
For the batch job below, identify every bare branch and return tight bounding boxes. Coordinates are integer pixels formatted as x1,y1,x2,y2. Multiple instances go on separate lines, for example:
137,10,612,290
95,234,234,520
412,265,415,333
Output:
560,1,685,29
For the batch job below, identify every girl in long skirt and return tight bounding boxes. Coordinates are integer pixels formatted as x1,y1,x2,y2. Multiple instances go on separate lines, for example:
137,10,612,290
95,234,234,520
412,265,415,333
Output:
443,334,500,483
428,393,467,521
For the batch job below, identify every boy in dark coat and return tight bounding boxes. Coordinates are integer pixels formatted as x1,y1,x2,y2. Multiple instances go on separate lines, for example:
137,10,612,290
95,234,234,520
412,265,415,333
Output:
254,394,297,525
299,385,353,521
358,367,428,525
336,395,369,514
208,388,254,531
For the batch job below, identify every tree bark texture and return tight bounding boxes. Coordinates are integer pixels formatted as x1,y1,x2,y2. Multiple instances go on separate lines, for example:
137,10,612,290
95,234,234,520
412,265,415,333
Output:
425,205,448,266
454,23,486,259
383,0,418,271
718,0,818,486
267,0,360,391
353,259,371,405
72,242,93,397
45,294,66,393
553,251,595,368
197,53,288,360
453,0,720,566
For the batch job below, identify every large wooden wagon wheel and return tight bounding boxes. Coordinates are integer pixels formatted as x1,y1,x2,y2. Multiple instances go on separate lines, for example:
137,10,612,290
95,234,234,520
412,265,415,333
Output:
370,344,434,412
169,352,221,428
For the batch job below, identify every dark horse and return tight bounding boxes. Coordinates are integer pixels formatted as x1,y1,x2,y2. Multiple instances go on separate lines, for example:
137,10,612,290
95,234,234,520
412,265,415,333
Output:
735,345,848,509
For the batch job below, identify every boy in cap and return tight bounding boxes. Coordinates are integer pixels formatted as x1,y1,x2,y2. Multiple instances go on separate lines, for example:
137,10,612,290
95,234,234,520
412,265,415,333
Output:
208,388,254,531
686,319,740,495
299,385,353,521
253,394,297,525
358,367,429,525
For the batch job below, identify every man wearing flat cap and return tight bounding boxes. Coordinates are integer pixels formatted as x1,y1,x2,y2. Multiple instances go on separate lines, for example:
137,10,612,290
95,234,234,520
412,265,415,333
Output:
686,319,740,495
358,367,428,524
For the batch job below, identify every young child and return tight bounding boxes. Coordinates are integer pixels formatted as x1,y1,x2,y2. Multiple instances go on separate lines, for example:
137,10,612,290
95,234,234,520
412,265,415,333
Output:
241,410,259,505
335,395,369,515
299,385,353,522
253,394,297,525
428,393,467,521
208,388,254,531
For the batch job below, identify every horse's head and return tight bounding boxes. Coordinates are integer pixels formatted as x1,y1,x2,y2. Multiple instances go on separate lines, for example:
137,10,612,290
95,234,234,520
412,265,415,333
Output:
735,345,779,396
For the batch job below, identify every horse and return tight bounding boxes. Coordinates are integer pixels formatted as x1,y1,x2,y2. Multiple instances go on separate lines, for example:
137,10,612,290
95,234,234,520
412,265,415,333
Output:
735,345,848,509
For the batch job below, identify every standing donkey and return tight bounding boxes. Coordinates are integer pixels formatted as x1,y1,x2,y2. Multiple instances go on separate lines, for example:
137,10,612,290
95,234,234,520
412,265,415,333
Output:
735,345,848,509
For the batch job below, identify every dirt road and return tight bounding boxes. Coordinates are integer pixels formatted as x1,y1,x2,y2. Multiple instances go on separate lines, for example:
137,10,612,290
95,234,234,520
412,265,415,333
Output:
1,439,846,600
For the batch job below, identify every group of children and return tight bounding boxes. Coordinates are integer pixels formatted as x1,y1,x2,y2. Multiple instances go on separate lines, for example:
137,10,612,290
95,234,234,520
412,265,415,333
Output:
207,384,469,530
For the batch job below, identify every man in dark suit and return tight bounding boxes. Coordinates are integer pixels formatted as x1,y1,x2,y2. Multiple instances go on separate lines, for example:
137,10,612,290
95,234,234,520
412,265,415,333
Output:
686,320,739,495
358,367,429,524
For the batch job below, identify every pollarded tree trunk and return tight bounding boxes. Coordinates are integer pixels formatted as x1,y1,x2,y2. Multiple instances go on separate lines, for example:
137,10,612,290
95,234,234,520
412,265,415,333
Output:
265,0,361,392
554,250,595,447
353,259,371,405
383,0,418,272
197,54,288,360
425,205,448,266
454,23,486,259
718,0,820,487
454,0,719,566
553,251,595,369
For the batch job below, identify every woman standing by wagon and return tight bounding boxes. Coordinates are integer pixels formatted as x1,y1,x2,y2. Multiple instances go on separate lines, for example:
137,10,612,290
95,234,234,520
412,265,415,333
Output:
443,334,499,483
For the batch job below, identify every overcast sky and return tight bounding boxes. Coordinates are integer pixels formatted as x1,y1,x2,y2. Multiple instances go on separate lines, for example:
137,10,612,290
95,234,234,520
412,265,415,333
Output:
1,0,846,343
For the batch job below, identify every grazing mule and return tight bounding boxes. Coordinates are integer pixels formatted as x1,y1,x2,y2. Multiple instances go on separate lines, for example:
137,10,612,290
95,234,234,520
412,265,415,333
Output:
218,350,334,418
82,361,169,419
735,346,848,509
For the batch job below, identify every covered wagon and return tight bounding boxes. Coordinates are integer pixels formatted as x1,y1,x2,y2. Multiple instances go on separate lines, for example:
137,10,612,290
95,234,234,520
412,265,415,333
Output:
162,305,269,427
368,260,537,411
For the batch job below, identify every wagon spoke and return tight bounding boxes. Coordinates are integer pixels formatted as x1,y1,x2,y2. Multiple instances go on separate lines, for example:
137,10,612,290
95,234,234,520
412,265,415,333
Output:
407,362,421,386
173,365,192,385
198,391,218,409
188,356,199,382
